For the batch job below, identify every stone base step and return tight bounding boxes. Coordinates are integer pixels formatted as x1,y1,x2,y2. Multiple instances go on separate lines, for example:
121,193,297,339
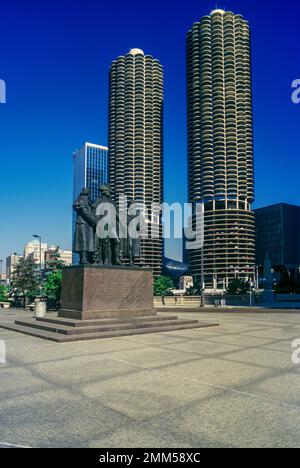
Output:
58,308,156,320
36,315,179,328
15,317,200,336
0,318,218,343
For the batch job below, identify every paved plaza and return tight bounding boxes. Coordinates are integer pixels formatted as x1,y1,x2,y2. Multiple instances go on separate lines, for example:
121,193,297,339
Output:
0,308,300,448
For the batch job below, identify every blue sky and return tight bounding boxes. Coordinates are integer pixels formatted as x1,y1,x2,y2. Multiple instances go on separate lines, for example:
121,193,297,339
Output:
0,0,299,264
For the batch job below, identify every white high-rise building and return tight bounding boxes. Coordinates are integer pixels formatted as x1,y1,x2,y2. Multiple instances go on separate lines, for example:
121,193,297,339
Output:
186,9,255,288
24,240,48,268
108,48,164,276
44,247,72,267
6,253,23,279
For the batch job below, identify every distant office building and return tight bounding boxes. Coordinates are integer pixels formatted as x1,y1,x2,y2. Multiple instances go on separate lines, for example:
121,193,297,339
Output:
73,142,109,204
72,142,109,264
186,9,255,289
56,249,72,267
0,257,7,283
45,247,72,267
179,276,194,291
108,48,164,275
0,273,7,284
24,240,48,268
255,203,300,278
6,253,23,279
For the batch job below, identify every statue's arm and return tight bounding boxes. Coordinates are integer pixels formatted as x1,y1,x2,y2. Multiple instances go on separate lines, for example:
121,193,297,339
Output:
81,209,97,225
76,200,97,225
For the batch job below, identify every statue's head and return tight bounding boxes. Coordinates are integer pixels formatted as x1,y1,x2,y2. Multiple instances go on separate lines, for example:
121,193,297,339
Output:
80,188,90,197
100,184,111,197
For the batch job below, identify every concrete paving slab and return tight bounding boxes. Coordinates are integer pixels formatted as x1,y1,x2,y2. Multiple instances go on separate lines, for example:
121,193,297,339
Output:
1,309,300,447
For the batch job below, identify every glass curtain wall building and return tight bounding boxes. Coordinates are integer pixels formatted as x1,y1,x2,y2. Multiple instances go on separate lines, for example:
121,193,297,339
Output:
108,48,164,276
72,142,108,263
186,9,255,289
73,142,108,203
255,203,300,280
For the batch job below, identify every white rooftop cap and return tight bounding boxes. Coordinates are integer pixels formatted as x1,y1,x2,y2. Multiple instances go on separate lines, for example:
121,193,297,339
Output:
211,9,225,14
128,48,144,55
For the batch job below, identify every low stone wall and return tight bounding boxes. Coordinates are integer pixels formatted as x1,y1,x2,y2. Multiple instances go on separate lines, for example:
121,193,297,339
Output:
154,296,200,307
155,294,263,307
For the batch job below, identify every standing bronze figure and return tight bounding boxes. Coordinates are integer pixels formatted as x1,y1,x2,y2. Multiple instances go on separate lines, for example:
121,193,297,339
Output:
121,200,141,265
73,188,96,265
93,184,122,266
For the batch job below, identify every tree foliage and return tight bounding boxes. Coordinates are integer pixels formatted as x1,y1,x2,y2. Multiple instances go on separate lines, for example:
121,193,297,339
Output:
43,248,65,308
9,249,66,309
226,278,249,295
44,270,62,309
10,257,39,307
185,280,202,296
153,276,174,296
45,247,65,272
0,284,9,302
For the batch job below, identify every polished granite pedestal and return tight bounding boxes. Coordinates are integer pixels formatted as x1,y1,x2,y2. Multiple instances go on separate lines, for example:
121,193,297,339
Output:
59,265,155,320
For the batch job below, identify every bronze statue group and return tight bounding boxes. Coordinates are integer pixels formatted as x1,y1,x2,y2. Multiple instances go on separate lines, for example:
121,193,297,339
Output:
73,184,141,266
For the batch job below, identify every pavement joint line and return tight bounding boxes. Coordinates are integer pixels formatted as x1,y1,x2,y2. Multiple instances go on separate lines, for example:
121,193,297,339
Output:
118,333,295,369
108,356,300,412
0,441,31,448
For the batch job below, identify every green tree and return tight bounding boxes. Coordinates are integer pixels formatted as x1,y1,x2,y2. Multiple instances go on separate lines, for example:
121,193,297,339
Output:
44,270,62,309
10,257,39,308
0,284,9,302
153,276,174,297
226,278,249,295
43,248,65,308
45,247,65,272
185,280,202,296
